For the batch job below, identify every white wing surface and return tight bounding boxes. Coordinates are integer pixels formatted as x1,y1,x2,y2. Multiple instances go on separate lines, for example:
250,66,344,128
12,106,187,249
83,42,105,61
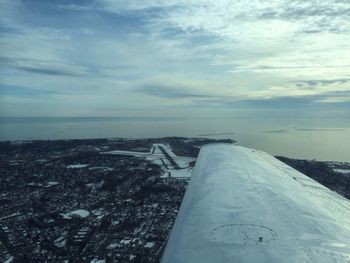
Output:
161,144,350,263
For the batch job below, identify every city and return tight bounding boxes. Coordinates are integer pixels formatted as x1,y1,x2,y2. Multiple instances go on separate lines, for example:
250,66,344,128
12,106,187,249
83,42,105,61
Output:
0,137,233,262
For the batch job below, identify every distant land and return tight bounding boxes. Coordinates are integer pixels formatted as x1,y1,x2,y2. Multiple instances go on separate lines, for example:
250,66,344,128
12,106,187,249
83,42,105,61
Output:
294,128,346,131
263,130,287,133
197,132,234,136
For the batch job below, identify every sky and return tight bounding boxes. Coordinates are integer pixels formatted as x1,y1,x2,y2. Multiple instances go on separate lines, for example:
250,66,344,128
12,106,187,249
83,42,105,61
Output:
0,0,350,119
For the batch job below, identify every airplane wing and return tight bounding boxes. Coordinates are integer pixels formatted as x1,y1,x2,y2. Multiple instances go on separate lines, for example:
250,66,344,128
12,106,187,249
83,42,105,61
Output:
161,144,350,263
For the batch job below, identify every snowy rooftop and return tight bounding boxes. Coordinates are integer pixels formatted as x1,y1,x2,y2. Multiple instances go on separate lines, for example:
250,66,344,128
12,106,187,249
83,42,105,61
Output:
61,209,90,219
162,144,350,263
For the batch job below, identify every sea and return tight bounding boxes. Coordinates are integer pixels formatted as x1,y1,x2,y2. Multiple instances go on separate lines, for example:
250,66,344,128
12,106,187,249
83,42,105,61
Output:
0,117,349,162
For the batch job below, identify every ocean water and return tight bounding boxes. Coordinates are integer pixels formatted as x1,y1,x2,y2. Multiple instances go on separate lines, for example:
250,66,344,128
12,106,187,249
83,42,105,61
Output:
0,117,349,162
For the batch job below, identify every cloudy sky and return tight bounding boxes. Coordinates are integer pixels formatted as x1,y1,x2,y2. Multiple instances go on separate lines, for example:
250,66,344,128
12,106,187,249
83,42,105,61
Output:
1,0,349,118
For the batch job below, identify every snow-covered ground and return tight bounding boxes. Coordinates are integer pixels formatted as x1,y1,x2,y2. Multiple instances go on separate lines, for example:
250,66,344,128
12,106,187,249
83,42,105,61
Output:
46,181,60,187
334,168,350,174
61,209,90,219
89,166,113,171
90,259,105,263
104,144,195,179
169,168,193,178
105,150,152,156
162,144,350,263
144,241,155,248
66,164,89,169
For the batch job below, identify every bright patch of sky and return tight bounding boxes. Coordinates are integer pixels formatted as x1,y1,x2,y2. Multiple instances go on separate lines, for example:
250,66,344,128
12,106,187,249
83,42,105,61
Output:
0,0,349,118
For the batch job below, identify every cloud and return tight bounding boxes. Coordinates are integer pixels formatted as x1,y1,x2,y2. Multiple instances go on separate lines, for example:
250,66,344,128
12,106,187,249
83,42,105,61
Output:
293,78,350,87
13,66,79,77
0,0,349,117
136,81,350,108
57,3,95,12
0,85,61,97
0,57,92,77
137,84,213,99
240,90,350,106
189,90,350,112
228,65,350,73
